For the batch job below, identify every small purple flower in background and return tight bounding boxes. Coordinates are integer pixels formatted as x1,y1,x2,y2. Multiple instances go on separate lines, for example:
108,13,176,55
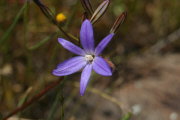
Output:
53,19,114,96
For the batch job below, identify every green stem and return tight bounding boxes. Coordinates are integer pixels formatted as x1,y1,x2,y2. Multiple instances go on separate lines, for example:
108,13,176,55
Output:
46,0,80,73
23,2,32,82
0,3,27,45
17,92,29,120
29,30,60,50
23,2,29,50
3,77,64,120
61,95,64,120
47,76,67,120
28,0,80,50
121,113,132,120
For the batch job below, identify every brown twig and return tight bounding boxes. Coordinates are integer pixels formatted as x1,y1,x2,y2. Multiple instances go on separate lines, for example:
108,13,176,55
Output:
3,77,64,120
146,27,180,54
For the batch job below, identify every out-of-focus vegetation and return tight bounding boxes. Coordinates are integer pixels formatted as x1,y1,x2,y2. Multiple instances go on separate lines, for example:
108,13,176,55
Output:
0,0,180,120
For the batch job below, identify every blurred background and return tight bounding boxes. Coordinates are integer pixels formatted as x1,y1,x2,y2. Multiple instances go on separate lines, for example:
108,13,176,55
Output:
0,0,180,120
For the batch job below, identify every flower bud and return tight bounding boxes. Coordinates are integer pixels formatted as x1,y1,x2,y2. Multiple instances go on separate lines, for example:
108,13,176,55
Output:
90,0,109,25
56,13,66,23
33,0,56,25
110,11,127,33
80,0,93,16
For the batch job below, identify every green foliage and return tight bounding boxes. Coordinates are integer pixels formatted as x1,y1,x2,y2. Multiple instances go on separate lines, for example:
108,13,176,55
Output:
0,114,2,120
1,0,180,119
0,3,27,45
47,77,67,120
121,113,132,120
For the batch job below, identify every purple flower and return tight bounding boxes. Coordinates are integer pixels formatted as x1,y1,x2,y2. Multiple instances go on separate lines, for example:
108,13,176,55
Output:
53,19,114,96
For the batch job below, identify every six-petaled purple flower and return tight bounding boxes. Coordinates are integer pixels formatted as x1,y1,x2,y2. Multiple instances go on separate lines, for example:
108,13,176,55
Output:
53,19,114,96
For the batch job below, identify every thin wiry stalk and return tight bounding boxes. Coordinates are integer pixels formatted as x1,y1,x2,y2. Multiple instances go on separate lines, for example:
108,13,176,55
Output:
29,30,60,50
61,95,65,120
23,2,32,82
19,3,30,119
46,0,80,74
17,87,32,119
121,113,132,120
0,3,27,45
32,0,78,43
70,82,122,109
47,76,68,120
2,77,64,120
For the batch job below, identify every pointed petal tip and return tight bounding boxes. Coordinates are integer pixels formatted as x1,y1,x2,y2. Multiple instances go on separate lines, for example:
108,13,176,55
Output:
58,38,85,56
80,18,95,54
80,86,85,96
80,91,85,96
95,33,114,56
58,38,63,45
111,33,115,35
107,71,112,76
109,33,114,37
79,64,92,96
92,57,112,76
84,19,90,23
99,69,112,76
52,56,87,76
58,38,63,43
83,19,92,27
82,19,91,25
52,69,60,76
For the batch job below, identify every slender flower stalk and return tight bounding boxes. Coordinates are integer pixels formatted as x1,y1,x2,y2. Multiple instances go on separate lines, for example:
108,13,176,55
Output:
32,0,78,43
53,19,114,96
3,77,64,120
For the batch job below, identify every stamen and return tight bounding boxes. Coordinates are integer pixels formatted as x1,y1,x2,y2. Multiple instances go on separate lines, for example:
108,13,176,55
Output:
85,55,94,63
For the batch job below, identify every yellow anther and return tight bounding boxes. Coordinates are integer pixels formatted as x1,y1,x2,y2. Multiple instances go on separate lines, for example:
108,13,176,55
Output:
56,13,66,23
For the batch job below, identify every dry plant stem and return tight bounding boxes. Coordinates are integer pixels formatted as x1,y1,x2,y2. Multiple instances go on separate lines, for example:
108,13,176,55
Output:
3,77,64,120
147,27,180,54
70,82,122,109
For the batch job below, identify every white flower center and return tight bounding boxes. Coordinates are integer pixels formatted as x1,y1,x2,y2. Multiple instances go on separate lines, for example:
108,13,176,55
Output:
85,55,94,63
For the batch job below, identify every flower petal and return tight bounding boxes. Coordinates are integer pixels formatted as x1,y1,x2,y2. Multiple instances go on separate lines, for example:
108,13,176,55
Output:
80,19,95,54
92,56,112,76
53,56,87,76
95,33,114,56
80,64,92,96
58,38,85,56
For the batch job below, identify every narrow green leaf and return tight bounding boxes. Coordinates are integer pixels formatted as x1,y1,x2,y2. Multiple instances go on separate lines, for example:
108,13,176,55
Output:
60,95,64,120
29,30,60,50
121,112,132,120
0,3,27,45
32,0,78,43
17,91,29,119
0,114,2,120
33,0,56,24
47,76,68,120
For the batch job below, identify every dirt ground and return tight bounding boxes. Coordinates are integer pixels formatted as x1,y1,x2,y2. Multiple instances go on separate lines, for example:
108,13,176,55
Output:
98,54,180,120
